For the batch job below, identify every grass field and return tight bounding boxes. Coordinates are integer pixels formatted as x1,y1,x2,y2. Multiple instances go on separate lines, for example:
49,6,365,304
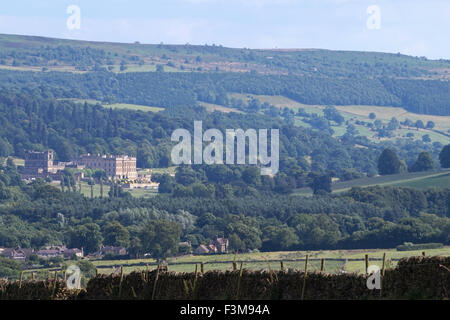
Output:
229,93,325,115
58,98,164,113
105,103,164,112
77,181,109,198
293,170,450,195
138,167,177,175
227,93,450,145
77,181,158,198
10,157,24,167
198,101,243,113
335,105,450,132
391,172,450,189
332,170,450,192
91,246,450,275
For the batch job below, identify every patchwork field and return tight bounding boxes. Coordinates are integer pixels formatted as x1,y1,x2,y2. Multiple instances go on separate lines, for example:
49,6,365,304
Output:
335,105,450,132
91,246,450,275
227,93,450,144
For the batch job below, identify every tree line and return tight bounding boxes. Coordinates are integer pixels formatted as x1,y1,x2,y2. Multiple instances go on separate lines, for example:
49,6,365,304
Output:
0,69,449,115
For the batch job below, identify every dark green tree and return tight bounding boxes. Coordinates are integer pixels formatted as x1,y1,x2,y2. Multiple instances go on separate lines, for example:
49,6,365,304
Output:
262,225,299,251
415,120,425,129
426,121,435,129
308,172,332,194
67,223,103,254
410,152,434,172
103,221,130,248
439,145,450,168
378,148,406,175
139,220,181,262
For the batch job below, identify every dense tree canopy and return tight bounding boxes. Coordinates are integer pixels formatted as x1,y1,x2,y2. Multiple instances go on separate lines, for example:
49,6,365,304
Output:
378,148,407,175
410,152,434,172
139,220,182,262
439,145,450,168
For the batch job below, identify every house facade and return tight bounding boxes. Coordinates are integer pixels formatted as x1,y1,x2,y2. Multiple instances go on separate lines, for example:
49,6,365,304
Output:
76,154,137,179
94,245,128,257
194,237,229,255
20,150,137,180
0,248,34,261
0,245,83,260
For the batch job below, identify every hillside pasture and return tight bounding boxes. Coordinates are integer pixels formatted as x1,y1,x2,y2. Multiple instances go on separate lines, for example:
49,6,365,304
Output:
57,98,163,112
293,170,450,195
391,172,450,189
91,246,450,275
198,101,243,113
227,93,450,144
336,105,450,132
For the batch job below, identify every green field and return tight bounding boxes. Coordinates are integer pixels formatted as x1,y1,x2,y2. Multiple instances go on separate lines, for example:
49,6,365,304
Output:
77,181,109,198
58,98,164,112
10,157,24,167
227,93,450,145
229,93,325,115
138,167,177,175
293,170,450,195
91,246,450,275
106,103,164,112
333,170,450,192
391,172,450,189
77,181,157,198
2,33,450,80
198,101,243,113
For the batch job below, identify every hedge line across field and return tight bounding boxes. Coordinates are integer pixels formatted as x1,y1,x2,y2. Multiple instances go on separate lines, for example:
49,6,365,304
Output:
1,256,449,300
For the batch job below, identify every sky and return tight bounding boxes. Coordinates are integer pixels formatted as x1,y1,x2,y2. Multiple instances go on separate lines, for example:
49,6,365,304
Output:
0,0,449,59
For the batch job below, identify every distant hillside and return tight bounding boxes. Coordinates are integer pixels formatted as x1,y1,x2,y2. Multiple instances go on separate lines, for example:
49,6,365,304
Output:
1,33,449,79
0,33,449,116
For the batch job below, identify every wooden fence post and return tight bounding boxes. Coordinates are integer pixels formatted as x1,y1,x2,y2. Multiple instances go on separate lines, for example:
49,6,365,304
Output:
118,266,124,298
51,270,58,299
422,251,426,257
236,262,244,300
280,261,284,272
201,262,204,274
380,253,386,298
151,265,160,300
365,254,369,275
19,271,24,289
301,255,309,300
320,258,325,272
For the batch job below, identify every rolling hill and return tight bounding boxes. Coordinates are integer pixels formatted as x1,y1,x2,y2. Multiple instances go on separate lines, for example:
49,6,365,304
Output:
1,33,450,79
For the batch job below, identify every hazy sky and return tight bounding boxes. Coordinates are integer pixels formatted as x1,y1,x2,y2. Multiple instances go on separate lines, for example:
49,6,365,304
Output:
1,0,449,59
